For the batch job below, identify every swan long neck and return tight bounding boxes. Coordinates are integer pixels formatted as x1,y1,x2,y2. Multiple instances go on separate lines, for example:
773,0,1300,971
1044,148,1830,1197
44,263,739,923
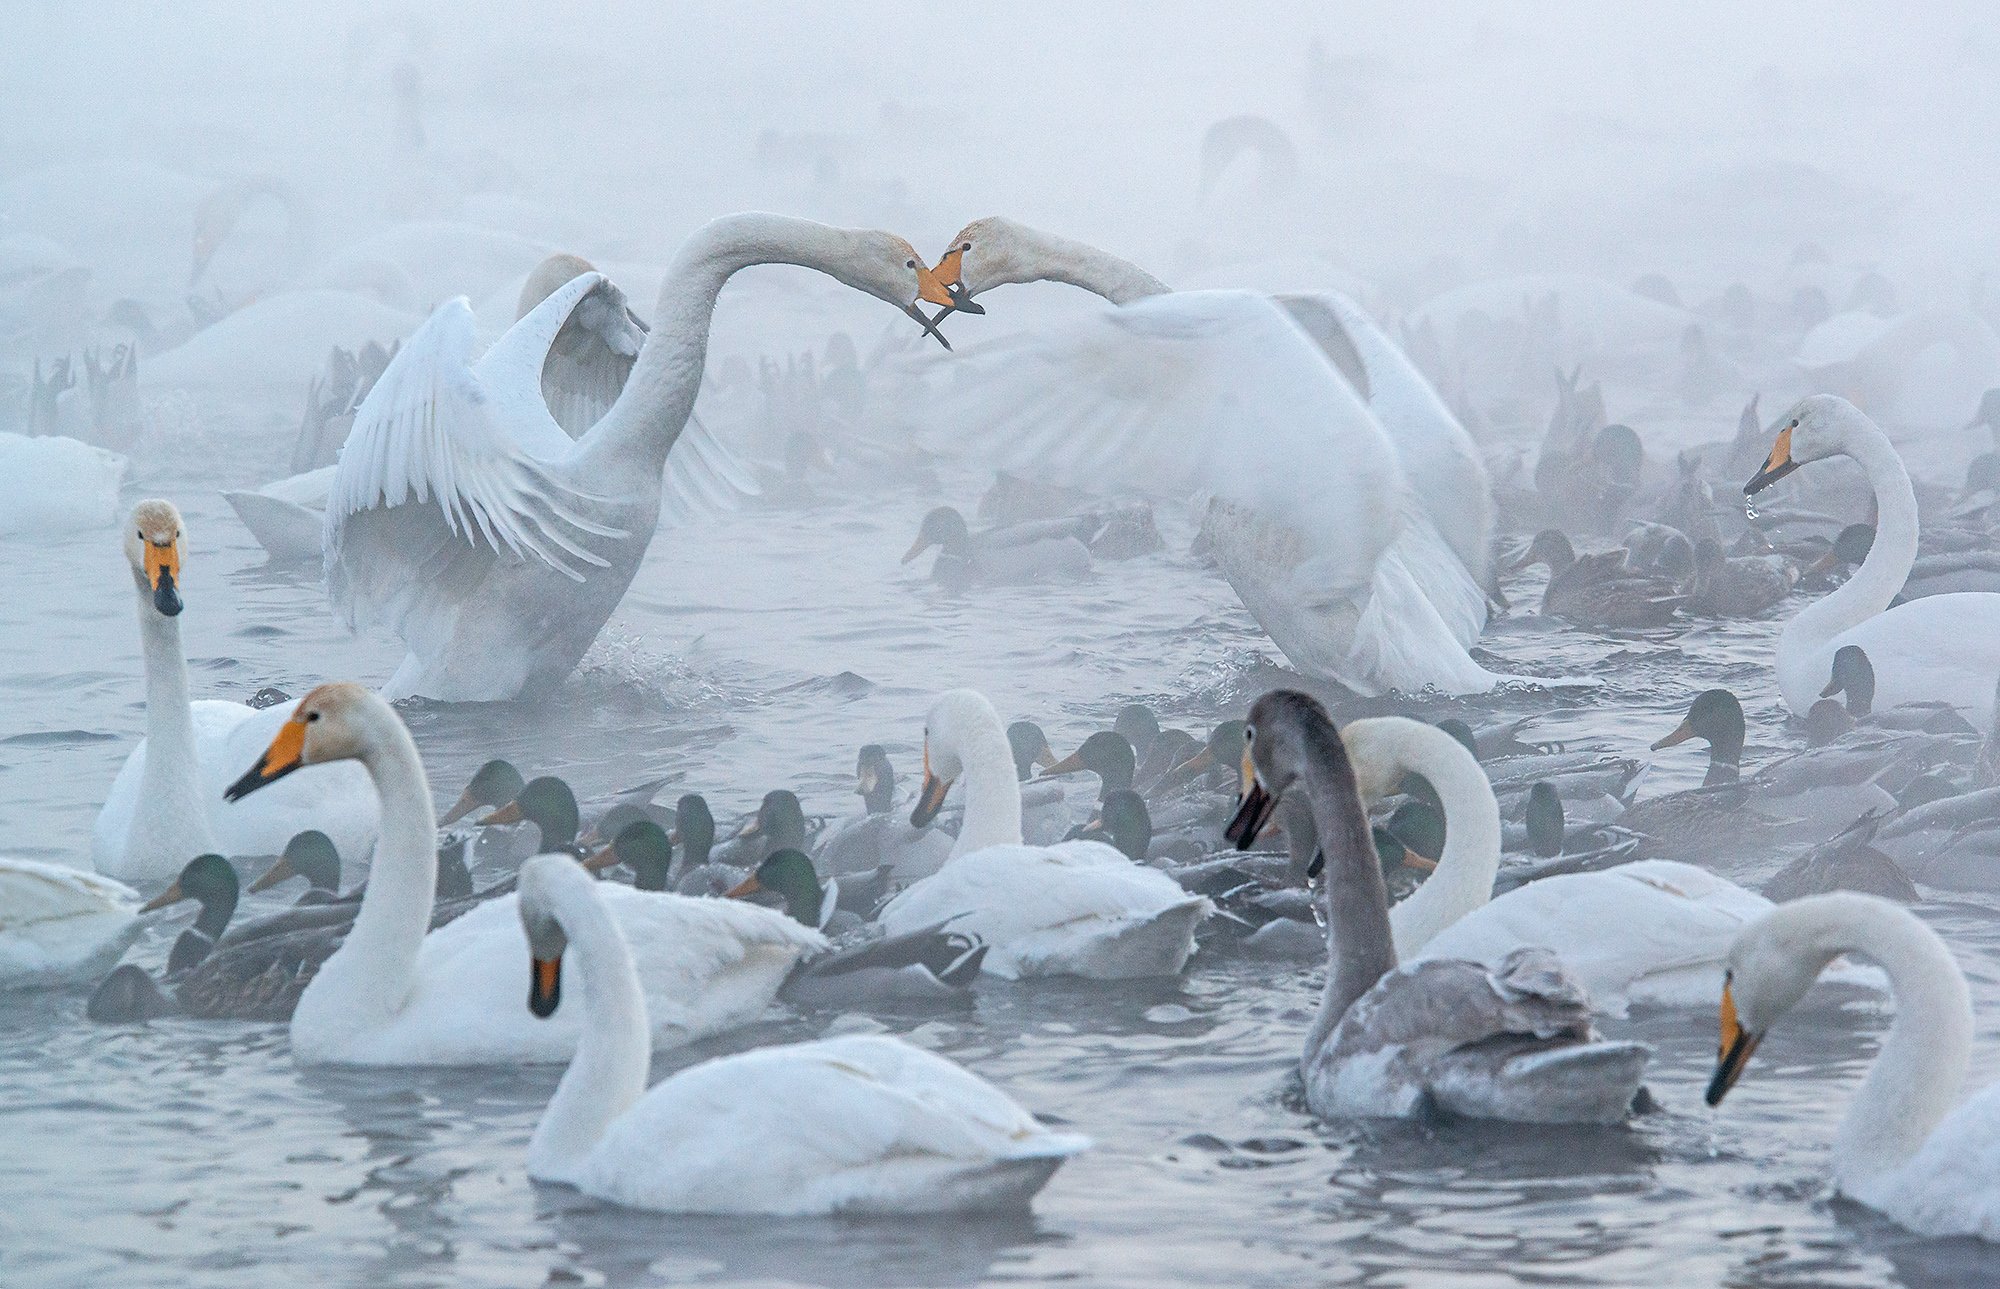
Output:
136,598,216,856
992,222,1170,306
575,214,886,483
1813,899,1973,1193
1350,722,1500,957
1295,727,1398,1063
1784,416,1917,663
528,876,650,1181
952,719,1025,857
338,711,439,1002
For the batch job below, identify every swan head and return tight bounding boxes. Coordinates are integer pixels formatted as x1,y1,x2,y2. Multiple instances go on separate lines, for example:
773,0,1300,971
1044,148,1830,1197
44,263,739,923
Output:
931,217,1031,307
837,229,957,348
1226,689,1345,848
1337,716,1465,809
224,682,383,801
1707,894,1878,1106
911,689,1008,827
126,500,185,618
518,853,590,1019
1746,394,1865,494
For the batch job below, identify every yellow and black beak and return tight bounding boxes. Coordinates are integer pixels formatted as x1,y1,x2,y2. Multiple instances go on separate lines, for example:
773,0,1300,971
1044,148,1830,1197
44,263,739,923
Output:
246,856,296,894
225,714,308,802
139,880,188,913
145,540,183,617
1650,716,1697,751
929,244,986,316
910,742,954,827
1224,744,1274,850
480,799,526,827
724,873,762,899
1705,978,1764,1106
1745,426,1800,495
529,955,563,1018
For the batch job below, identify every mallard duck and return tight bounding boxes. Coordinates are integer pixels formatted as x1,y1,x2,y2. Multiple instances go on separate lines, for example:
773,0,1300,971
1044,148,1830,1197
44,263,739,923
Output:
668,794,741,896
876,690,1209,980
815,744,954,881
246,830,344,903
901,504,1091,588
584,819,674,891
727,850,985,1009
515,854,1082,1216
439,758,526,827
1514,529,1685,628
1761,813,1917,902
1228,690,1649,1122
1043,730,1135,802
1690,537,1796,617
1003,719,1083,844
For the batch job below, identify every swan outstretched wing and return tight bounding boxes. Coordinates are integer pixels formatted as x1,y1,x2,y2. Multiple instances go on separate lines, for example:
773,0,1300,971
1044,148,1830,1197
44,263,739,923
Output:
539,274,646,438
325,293,626,639
914,289,1405,594
659,409,762,526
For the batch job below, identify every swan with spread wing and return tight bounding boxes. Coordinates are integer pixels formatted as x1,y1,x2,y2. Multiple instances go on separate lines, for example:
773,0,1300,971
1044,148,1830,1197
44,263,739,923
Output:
325,214,955,701
915,217,1506,696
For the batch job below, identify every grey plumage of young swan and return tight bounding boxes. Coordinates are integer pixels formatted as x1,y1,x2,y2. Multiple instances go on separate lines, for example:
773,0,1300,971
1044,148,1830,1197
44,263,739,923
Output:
1228,689,1650,1124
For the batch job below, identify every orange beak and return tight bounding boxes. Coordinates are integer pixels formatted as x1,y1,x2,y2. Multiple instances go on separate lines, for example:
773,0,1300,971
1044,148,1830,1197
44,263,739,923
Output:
1705,979,1764,1105
139,880,187,914
1651,717,1697,751
724,873,763,899
225,714,308,801
145,540,183,616
910,740,954,827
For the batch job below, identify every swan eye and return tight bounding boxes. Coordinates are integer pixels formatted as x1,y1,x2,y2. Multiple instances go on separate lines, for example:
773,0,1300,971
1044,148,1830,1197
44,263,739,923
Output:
306,712,321,723
1244,727,1255,744
906,259,916,268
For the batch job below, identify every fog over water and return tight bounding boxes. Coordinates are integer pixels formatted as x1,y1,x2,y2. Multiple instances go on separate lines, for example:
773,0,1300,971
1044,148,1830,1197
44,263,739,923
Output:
6,4,2000,1287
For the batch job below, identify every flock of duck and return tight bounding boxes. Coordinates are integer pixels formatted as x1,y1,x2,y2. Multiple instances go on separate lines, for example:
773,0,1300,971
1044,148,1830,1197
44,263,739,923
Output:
10,208,2000,1242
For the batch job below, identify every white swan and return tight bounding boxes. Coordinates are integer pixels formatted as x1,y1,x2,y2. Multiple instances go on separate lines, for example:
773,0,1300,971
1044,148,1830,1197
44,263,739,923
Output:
518,852,1087,1215
1231,691,1648,1123
1708,893,2000,1241
0,859,145,989
1340,715,1878,1015
91,502,380,884
1747,394,2000,726
224,682,823,1066
0,431,125,536
917,217,1504,695
325,213,955,702
876,690,1209,979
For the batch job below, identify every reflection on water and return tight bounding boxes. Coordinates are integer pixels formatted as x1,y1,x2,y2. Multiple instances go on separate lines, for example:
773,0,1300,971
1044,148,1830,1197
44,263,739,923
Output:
7,451,2000,1288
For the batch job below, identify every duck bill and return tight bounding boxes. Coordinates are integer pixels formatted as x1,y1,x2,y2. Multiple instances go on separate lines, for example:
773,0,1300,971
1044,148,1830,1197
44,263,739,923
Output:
581,842,621,873
225,715,308,801
438,787,483,828
1041,749,1087,777
1151,747,1214,795
246,857,296,894
900,535,933,565
910,744,954,827
528,956,562,1019
139,880,187,913
1402,850,1438,872
1803,548,1842,578
480,800,525,827
146,545,183,617
724,873,762,899
1745,426,1800,494
1650,717,1697,751
1705,983,1763,1106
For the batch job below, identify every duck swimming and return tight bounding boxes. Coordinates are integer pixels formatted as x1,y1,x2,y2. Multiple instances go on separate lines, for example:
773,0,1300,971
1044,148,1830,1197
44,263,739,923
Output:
515,852,1083,1215
901,504,1092,588
1513,529,1684,629
815,744,953,882
1228,690,1649,1122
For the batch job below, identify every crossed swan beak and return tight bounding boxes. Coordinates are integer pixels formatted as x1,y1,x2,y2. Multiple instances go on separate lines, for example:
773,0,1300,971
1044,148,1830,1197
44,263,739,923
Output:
901,246,987,350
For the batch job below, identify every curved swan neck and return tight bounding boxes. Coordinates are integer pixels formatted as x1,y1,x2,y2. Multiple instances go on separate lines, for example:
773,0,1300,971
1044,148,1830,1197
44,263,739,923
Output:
1293,724,1397,1062
576,213,885,481
953,717,1025,857
1801,898,1972,1190
988,220,1170,306
528,873,650,1181
1784,414,1917,666
339,710,439,997
1348,720,1501,957
136,598,215,856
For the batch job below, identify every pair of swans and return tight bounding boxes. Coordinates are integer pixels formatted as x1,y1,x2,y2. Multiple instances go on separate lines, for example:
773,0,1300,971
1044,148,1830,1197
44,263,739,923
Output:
91,501,380,884
874,690,1210,979
324,215,956,701
224,682,825,1065
913,217,1509,696
1747,394,2000,727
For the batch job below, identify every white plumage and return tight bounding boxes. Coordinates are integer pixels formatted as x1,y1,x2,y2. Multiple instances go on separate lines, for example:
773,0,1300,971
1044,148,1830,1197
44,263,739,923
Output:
0,859,144,989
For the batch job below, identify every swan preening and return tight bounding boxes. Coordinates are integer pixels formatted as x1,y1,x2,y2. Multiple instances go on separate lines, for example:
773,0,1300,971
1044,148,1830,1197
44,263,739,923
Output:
914,216,1507,697
518,852,1086,1215
1709,894,2000,1241
1748,394,2000,728
326,215,957,701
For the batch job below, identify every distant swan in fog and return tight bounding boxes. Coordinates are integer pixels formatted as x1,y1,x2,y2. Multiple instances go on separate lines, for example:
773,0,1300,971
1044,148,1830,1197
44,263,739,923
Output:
1229,691,1649,1123
91,502,380,884
1708,893,2000,1241
1747,394,2000,727
517,852,1085,1215
225,684,823,1066
919,216,1507,696
1339,716,1877,1015
0,431,125,536
324,214,955,701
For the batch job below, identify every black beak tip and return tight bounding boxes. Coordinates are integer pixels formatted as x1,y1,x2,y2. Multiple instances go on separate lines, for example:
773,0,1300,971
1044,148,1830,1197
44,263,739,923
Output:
1703,1071,1730,1107
529,986,560,1019
154,579,183,617
951,290,986,316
